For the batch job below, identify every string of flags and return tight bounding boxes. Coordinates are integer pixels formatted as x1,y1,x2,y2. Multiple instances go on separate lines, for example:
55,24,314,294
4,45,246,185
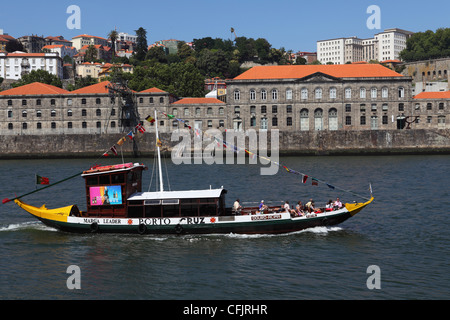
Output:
95,111,369,200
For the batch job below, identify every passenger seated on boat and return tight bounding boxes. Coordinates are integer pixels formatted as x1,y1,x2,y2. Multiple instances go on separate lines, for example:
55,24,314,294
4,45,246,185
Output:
333,198,343,210
284,201,296,217
325,200,334,212
295,201,305,217
259,200,268,214
233,199,243,215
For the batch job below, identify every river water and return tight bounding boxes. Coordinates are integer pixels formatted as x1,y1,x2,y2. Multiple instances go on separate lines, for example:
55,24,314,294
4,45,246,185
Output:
0,155,449,301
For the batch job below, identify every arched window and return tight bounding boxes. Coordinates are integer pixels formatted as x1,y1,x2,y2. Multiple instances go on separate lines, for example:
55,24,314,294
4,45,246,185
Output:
314,108,323,131
234,90,240,101
315,88,322,99
272,89,278,101
250,89,256,101
300,108,309,131
328,108,338,131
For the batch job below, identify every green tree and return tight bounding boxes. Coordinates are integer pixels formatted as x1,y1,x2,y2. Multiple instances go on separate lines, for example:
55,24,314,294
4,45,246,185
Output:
108,29,119,59
84,45,98,62
6,39,25,53
399,28,450,62
134,27,148,62
12,69,62,88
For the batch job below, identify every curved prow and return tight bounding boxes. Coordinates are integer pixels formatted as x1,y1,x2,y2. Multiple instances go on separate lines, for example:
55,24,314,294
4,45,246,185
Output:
14,199,79,222
345,197,374,217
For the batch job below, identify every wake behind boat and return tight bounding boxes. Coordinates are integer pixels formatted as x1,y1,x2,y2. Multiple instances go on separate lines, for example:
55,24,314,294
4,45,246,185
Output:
5,111,373,235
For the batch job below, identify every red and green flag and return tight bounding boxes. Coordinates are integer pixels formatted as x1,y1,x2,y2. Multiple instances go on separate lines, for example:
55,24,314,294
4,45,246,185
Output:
36,175,50,185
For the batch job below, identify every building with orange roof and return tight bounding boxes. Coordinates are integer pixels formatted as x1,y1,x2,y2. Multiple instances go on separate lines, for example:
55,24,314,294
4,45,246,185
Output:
410,91,450,129
228,64,414,131
42,44,78,59
71,34,110,51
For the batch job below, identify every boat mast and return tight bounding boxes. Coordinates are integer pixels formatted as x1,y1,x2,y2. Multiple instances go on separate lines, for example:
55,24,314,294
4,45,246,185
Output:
154,110,164,192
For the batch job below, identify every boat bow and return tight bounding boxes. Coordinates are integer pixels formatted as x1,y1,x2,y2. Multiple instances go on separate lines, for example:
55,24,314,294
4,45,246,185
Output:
14,199,80,222
345,197,374,216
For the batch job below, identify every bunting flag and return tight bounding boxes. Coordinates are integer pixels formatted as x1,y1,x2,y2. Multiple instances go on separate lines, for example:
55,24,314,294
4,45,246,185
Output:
102,151,110,157
127,131,135,140
136,124,146,134
158,111,374,200
117,137,127,146
36,175,50,185
302,175,308,183
110,145,118,156
146,116,156,123
156,138,162,148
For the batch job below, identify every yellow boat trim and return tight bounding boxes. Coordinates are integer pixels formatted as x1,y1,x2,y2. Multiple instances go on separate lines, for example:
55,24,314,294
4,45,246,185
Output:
14,199,72,223
345,197,374,216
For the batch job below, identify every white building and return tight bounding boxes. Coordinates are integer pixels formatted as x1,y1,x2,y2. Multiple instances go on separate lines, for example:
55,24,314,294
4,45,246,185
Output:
317,28,413,64
42,45,78,60
118,32,137,43
0,52,63,80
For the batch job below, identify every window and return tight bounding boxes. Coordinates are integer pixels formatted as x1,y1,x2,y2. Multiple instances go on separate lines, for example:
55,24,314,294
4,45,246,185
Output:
51,122,56,129
96,109,101,116
219,107,224,115
184,108,189,116
286,105,292,113
330,87,336,99
382,104,388,111
234,106,240,114
360,116,366,125
207,107,213,115
382,87,388,98
36,110,41,118
272,105,277,114
82,109,87,116
219,120,224,128
51,110,56,117
22,123,27,130
22,100,27,106
67,109,73,117
301,88,308,100
196,108,201,116
111,121,116,128
250,117,256,127
261,90,267,101
272,117,278,126
234,90,240,101
96,122,101,128
286,117,292,126
345,116,352,125
261,117,268,130
7,100,12,106
208,120,212,128
360,88,366,99
382,115,388,124
8,123,13,130
345,88,351,99
22,110,27,118
68,122,73,129
51,99,56,106
36,99,41,106
426,103,432,110
96,98,101,105
67,99,72,106
399,103,405,112
315,88,322,99
286,89,292,100
160,97,164,104
250,89,256,101
345,104,351,112
371,88,377,99
398,87,404,98
37,123,42,129
272,89,278,101
111,109,116,116
261,106,267,114
82,98,87,105
371,104,377,112
82,122,87,129
439,103,444,110
150,97,154,104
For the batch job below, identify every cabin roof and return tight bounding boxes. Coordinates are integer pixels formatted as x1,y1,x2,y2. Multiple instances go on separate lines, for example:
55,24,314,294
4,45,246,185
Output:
128,189,226,201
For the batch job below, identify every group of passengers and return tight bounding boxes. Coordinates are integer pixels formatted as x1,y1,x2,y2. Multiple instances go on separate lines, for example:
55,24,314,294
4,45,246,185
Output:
284,198,343,217
232,198,343,217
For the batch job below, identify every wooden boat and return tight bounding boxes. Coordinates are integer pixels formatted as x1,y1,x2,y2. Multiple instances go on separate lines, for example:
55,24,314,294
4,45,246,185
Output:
9,113,373,235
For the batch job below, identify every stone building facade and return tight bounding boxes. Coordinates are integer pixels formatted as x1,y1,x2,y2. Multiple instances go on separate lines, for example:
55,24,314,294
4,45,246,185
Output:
0,64,448,138
226,64,415,132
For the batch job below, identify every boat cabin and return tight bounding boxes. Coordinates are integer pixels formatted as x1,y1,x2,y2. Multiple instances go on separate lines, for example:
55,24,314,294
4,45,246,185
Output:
81,162,229,219
82,163,147,217
127,189,228,218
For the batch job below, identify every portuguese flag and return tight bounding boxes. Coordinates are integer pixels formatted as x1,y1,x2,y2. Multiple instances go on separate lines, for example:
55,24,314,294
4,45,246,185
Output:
36,175,50,185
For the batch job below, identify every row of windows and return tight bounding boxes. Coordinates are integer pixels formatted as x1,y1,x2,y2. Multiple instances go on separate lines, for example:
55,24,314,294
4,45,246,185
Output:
171,107,225,117
5,97,165,106
234,87,406,101
7,109,116,118
6,121,117,130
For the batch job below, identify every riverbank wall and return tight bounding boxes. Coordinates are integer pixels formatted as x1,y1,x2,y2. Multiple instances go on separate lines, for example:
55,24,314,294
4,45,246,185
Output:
0,129,449,159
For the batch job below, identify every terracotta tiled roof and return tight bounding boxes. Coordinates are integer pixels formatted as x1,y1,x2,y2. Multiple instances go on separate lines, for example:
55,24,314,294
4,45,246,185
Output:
413,91,450,99
234,64,403,80
70,81,111,94
0,82,68,96
172,98,225,105
140,87,167,93
73,34,107,41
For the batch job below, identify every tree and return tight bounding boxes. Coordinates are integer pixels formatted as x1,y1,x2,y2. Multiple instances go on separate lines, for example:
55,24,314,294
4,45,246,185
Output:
12,69,62,88
84,45,98,62
134,27,148,62
5,39,25,53
67,76,98,91
399,28,450,62
196,49,230,78
108,29,119,59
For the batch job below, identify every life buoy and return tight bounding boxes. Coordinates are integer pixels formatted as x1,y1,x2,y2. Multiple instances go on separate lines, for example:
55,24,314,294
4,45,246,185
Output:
138,223,147,235
90,222,99,233
175,224,183,235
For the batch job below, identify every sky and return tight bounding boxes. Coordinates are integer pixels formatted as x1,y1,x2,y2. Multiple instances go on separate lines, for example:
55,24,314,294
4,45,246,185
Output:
1,0,449,52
